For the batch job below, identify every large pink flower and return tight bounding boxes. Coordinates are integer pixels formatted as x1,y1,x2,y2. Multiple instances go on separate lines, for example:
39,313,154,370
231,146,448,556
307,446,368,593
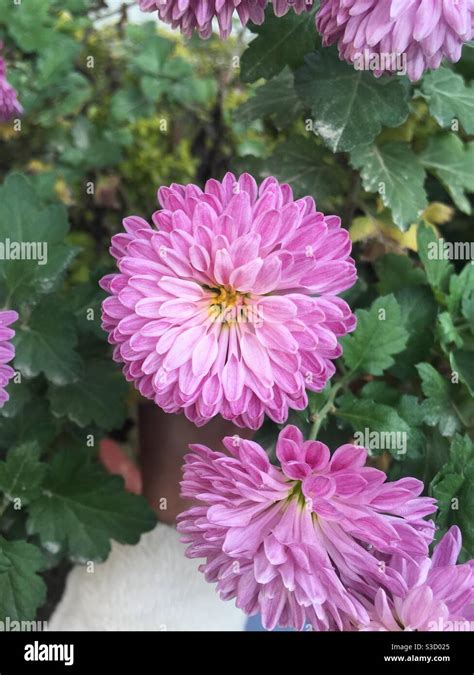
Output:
177,425,437,630
139,0,310,39
362,527,474,631
100,173,356,430
0,56,23,122
316,0,474,81
0,310,18,407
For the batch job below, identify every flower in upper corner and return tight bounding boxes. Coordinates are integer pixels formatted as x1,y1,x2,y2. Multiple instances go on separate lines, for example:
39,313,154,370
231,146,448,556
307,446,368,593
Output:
0,55,23,123
139,0,267,38
0,310,18,407
139,0,310,39
316,0,474,82
362,526,474,631
177,425,437,631
100,173,357,429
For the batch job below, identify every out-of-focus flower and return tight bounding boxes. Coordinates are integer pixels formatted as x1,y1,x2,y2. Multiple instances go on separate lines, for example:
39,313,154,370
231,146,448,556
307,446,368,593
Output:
100,173,356,429
362,526,474,631
0,310,18,407
177,426,437,630
316,0,474,81
0,53,23,122
139,0,310,39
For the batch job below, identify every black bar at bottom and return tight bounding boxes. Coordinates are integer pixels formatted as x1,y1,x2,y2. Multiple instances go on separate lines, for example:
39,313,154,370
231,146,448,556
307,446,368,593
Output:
0,630,470,673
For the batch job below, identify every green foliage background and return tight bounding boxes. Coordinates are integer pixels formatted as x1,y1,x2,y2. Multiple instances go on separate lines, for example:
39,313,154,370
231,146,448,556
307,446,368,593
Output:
0,1,473,621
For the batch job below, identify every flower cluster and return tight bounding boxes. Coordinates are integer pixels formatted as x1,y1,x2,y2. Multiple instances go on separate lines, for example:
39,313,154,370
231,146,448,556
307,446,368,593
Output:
0,52,23,123
0,310,18,407
100,173,356,430
139,0,309,39
139,0,474,80
177,426,474,631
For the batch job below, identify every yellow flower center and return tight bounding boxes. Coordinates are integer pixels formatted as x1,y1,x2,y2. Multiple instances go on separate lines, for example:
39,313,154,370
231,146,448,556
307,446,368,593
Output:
208,286,247,325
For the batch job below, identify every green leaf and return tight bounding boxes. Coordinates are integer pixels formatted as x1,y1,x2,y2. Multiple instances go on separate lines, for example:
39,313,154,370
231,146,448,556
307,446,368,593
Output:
235,68,303,129
0,399,57,451
360,381,401,406
335,393,410,458
341,295,409,375
27,450,156,561
295,50,410,152
448,263,474,318
375,253,426,294
350,143,427,230
390,286,438,379
70,280,107,339
431,435,474,560
450,349,474,395
0,538,46,621
416,223,453,292
0,174,77,305
4,0,53,53
437,312,463,348
420,134,474,214
14,299,83,386
131,34,173,76
48,359,128,431
416,362,462,436
240,8,318,83
419,67,474,134
261,136,347,207
0,384,31,419
0,443,47,505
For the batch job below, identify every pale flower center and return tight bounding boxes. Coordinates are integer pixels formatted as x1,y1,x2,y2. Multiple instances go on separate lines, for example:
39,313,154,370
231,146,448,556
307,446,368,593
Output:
208,286,249,325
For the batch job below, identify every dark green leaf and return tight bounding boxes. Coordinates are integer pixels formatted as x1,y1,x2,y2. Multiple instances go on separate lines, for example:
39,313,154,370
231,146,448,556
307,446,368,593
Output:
420,135,474,214
0,538,46,621
417,362,462,436
0,443,47,505
14,299,82,385
295,50,410,152
431,435,474,560
341,295,409,375
240,8,318,83
27,450,156,561
350,143,427,230
48,359,128,431
419,67,474,134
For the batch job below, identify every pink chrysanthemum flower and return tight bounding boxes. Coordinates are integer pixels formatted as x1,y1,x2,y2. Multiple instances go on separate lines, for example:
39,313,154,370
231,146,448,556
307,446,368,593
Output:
177,425,437,630
362,526,474,631
0,54,23,123
316,0,474,81
0,310,18,407
100,173,356,430
139,0,267,38
139,0,310,39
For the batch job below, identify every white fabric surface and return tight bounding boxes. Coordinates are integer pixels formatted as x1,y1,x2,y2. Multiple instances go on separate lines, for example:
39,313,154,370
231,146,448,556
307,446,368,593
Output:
48,523,246,631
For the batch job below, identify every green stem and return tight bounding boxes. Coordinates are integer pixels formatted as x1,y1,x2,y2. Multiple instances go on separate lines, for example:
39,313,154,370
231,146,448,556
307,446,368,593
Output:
308,371,355,441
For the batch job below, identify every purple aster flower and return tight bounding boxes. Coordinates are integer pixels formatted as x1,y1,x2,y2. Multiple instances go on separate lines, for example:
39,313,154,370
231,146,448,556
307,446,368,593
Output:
316,0,474,81
0,54,23,122
0,310,18,407
177,425,437,630
100,173,356,430
362,526,474,631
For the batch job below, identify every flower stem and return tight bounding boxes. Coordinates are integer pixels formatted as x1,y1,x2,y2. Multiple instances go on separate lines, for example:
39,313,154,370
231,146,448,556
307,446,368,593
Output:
308,371,355,441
